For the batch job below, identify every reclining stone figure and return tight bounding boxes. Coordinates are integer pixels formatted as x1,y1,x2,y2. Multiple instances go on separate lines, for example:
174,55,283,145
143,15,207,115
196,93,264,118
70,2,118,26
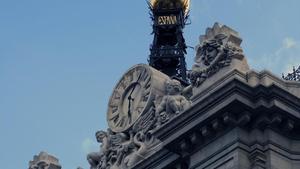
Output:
87,131,109,169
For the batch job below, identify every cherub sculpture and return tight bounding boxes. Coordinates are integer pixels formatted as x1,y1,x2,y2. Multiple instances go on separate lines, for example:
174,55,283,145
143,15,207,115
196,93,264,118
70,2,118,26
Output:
155,79,191,126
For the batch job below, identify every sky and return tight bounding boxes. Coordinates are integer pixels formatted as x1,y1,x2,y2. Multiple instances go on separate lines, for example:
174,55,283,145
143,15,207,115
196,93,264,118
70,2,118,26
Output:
0,0,300,169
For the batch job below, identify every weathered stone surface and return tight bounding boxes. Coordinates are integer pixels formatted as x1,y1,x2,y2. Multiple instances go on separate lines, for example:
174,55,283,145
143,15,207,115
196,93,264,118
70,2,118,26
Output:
192,69,300,102
155,79,191,127
29,152,61,169
132,45,300,169
189,23,249,90
89,23,300,169
88,64,192,169
106,64,170,133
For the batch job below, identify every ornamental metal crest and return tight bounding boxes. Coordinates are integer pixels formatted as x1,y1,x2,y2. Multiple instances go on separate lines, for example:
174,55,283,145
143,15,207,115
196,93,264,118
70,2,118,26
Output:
282,66,300,81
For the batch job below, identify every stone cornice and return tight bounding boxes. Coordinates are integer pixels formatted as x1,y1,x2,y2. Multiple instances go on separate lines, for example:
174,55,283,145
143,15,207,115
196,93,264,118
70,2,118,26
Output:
131,148,180,169
192,69,300,102
154,75,300,149
190,135,300,169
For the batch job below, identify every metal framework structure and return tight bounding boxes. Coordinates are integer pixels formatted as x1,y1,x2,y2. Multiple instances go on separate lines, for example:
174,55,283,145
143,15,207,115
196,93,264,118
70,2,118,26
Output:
148,2,189,82
282,66,300,81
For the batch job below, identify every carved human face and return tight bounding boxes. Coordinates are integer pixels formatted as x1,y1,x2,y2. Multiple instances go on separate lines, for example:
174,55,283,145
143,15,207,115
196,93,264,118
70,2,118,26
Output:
165,80,182,95
203,45,218,66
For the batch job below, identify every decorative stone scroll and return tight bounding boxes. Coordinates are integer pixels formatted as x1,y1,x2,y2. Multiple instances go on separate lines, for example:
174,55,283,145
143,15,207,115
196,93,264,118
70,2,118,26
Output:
189,23,245,87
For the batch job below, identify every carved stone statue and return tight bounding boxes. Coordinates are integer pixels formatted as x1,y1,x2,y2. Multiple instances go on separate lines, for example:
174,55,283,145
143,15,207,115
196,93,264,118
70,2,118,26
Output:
107,129,132,168
155,79,191,126
87,131,110,169
29,152,61,169
87,126,163,169
112,131,135,167
87,128,136,169
87,69,192,169
189,23,245,87
29,162,48,169
190,34,228,86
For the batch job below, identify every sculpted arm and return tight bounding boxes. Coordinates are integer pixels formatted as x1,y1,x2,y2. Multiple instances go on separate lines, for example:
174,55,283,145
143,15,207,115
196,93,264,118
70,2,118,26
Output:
155,97,167,114
180,96,191,110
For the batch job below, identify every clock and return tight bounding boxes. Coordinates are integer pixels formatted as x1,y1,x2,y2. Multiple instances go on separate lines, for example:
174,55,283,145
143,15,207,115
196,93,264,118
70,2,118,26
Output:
107,64,170,132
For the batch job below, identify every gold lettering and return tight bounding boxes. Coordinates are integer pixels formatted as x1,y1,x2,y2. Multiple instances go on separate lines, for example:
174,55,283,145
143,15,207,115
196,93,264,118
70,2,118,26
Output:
171,16,177,24
162,16,167,25
165,16,170,25
158,16,163,25
158,16,177,25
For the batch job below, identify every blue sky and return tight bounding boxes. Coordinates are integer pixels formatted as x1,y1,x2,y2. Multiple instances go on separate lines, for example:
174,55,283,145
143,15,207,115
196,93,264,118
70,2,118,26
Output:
0,0,300,169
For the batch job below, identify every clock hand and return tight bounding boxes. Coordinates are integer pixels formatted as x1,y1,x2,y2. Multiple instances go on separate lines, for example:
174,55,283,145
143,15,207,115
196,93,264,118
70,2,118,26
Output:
128,69,145,99
127,69,145,123
127,95,133,123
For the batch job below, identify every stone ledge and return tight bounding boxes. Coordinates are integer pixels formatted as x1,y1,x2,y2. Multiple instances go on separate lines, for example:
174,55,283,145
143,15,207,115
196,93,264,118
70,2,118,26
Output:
192,69,300,103
155,78,300,145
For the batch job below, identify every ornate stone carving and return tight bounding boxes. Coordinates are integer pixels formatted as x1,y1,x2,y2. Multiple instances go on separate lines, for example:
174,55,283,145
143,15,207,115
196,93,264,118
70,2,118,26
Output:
87,77,193,169
155,79,191,126
124,131,159,167
87,131,110,169
106,64,170,133
87,129,133,169
29,152,61,169
87,128,160,169
189,23,244,87
88,64,193,169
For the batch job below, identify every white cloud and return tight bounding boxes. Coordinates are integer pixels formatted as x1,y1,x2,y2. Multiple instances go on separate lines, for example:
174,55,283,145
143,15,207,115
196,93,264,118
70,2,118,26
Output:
251,37,300,76
283,37,297,49
81,138,98,154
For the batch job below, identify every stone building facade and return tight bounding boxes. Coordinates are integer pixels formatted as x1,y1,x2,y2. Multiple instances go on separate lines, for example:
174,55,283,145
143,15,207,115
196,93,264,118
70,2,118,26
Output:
87,23,300,169
28,2,300,169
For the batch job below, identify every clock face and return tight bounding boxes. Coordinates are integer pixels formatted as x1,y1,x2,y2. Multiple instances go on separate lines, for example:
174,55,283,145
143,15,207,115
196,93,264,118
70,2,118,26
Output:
107,65,152,132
